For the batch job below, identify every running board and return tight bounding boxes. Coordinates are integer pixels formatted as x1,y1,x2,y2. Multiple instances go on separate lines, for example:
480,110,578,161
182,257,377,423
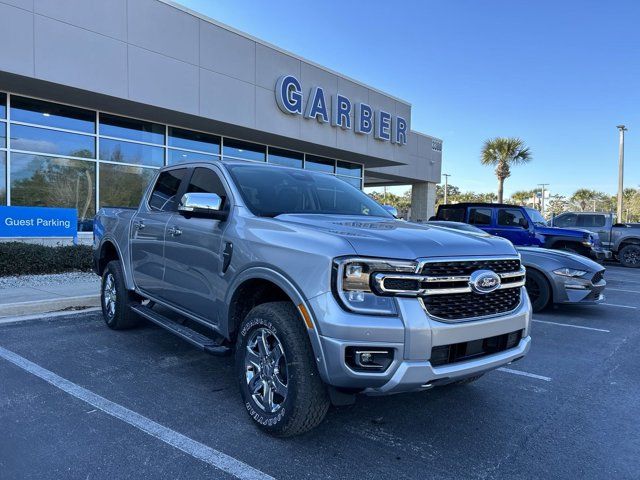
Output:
130,304,231,356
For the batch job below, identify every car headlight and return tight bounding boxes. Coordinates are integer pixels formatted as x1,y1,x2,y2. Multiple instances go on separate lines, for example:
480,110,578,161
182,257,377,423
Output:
553,267,587,277
333,257,417,315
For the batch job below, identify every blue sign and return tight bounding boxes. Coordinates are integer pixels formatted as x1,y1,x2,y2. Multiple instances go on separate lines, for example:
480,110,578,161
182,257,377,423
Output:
275,74,408,145
0,206,78,239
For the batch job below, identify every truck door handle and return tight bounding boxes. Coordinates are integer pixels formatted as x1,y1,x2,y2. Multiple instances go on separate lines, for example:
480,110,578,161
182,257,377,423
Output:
168,226,182,237
134,221,146,230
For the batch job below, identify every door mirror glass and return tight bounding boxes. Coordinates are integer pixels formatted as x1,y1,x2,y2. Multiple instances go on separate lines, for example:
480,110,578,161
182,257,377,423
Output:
178,192,226,219
382,205,398,218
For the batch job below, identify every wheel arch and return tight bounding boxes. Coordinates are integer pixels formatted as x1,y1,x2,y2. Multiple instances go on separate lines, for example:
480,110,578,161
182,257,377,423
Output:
524,264,556,304
224,267,330,383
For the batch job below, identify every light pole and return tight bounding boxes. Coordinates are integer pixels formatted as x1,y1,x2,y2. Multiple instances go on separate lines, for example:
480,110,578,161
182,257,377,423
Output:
442,174,451,204
616,125,627,221
537,183,549,215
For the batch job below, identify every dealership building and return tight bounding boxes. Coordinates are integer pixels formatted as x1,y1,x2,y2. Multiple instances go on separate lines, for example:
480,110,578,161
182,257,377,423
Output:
0,0,442,241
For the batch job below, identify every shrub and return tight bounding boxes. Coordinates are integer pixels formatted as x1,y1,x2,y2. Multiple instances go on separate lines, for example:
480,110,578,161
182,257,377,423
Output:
0,242,93,277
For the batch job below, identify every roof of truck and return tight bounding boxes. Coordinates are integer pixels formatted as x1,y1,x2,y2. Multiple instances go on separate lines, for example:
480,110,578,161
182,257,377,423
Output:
438,202,522,209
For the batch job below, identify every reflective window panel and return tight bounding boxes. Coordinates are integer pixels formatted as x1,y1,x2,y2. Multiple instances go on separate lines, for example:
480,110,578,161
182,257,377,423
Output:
168,148,217,165
305,155,335,173
337,175,362,189
223,138,266,162
0,152,5,205
0,92,5,118
168,127,220,154
99,113,165,144
99,163,156,209
0,122,5,148
11,124,95,158
99,138,164,167
10,153,96,230
337,161,363,178
268,147,303,168
11,96,95,133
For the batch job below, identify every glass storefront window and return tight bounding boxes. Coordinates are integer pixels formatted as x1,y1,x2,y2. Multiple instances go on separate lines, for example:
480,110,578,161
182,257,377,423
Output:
223,138,266,162
305,155,335,173
99,113,164,144
11,124,95,158
169,127,220,153
11,96,95,133
100,138,164,167
337,175,362,189
0,93,6,118
10,153,96,231
0,152,6,205
0,122,5,148
168,149,216,165
337,160,363,178
99,163,156,209
268,147,303,168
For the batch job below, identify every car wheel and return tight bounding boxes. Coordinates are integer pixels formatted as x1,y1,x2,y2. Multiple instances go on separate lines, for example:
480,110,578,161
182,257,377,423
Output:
236,301,330,437
101,260,141,330
618,244,640,268
525,269,551,312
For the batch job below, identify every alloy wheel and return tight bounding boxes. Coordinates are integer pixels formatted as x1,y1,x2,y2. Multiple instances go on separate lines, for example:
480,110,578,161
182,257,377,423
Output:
244,327,288,413
103,273,117,319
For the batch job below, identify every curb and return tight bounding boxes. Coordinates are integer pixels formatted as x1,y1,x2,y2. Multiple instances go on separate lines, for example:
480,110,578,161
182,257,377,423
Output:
0,294,100,318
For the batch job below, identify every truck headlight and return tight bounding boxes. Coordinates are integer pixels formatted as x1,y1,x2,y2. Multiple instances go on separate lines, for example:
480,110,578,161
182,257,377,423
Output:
333,257,416,315
553,267,587,277
582,234,593,247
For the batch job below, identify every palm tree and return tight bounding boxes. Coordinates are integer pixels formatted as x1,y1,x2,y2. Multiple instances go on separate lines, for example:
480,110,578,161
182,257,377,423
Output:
481,138,532,203
570,188,598,211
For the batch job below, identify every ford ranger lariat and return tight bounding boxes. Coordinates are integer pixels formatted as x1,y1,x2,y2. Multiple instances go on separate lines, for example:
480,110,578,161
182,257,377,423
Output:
93,161,532,436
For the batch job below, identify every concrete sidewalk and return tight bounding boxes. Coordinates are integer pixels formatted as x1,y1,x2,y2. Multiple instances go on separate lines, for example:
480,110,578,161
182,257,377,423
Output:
0,273,100,318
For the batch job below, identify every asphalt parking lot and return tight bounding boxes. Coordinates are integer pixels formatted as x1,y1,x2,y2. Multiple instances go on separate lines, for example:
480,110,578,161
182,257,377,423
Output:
1,265,639,480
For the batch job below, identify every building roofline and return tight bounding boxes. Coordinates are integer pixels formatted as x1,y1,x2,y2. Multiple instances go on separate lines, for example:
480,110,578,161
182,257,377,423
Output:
161,0,412,107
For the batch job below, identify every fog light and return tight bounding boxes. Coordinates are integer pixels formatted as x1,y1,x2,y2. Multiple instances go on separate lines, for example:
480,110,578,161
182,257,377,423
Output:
506,330,522,349
345,347,394,372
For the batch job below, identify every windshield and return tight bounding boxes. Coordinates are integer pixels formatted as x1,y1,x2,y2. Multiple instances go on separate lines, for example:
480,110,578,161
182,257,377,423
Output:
525,208,548,226
226,164,392,218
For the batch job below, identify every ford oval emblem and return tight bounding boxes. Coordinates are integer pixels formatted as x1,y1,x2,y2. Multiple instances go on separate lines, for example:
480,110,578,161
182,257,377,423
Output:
469,270,501,294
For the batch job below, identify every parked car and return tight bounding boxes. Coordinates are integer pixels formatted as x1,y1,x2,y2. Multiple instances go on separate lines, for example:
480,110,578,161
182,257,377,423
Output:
94,161,532,436
427,221,606,312
552,212,640,267
435,202,606,259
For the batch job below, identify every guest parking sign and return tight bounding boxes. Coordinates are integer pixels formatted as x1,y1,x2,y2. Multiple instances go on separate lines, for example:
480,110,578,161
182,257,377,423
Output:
0,206,78,239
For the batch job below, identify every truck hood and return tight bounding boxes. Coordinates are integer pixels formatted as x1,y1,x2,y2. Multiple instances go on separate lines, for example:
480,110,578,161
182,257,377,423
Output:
275,214,517,259
535,225,589,238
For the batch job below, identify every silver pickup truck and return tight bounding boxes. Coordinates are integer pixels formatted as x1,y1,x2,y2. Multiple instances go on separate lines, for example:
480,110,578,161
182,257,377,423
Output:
93,160,532,436
552,212,640,267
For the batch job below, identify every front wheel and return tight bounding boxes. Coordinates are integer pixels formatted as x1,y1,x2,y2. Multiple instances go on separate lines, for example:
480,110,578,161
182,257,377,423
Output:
618,244,640,268
525,269,551,312
235,302,329,437
101,260,141,330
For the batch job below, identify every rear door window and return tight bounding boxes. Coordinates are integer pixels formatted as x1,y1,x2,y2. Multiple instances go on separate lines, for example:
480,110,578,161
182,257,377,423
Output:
577,214,606,228
554,213,577,227
468,208,492,225
148,168,188,212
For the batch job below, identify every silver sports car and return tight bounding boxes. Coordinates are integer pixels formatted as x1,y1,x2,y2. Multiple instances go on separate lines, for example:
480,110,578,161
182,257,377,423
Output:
426,221,606,312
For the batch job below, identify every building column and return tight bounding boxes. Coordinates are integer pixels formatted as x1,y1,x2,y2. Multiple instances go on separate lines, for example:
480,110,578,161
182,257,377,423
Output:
410,182,437,222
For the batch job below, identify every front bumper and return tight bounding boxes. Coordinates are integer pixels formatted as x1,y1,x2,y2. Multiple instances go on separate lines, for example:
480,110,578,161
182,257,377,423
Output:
554,277,606,304
307,287,532,394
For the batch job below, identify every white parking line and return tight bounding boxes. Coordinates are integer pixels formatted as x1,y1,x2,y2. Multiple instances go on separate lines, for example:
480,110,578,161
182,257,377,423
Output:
497,367,552,382
606,288,640,294
533,319,610,333
600,302,638,309
0,346,273,480
0,308,101,325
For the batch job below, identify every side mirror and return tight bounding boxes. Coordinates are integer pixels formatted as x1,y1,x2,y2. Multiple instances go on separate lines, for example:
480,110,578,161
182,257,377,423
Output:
382,205,398,218
519,218,529,229
178,192,227,220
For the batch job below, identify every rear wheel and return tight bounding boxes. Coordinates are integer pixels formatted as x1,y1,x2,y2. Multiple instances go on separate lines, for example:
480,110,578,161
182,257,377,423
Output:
525,269,551,312
101,260,141,330
236,301,329,437
618,244,640,268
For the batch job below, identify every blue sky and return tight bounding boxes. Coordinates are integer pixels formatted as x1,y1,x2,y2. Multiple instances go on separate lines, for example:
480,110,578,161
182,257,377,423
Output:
178,0,639,198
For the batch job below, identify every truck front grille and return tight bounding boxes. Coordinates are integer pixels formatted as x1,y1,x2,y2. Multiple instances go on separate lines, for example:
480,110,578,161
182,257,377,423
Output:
419,258,521,276
430,329,523,366
422,288,521,321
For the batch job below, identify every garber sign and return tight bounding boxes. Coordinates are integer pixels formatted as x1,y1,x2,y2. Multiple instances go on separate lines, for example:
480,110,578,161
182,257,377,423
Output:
275,75,407,145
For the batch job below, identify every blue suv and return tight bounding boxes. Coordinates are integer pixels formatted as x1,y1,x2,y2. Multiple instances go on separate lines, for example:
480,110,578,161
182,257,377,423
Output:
435,203,605,259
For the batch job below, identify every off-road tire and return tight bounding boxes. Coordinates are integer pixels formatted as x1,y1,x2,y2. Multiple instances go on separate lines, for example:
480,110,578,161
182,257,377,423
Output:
526,268,552,312
101,260,141,330
235,301,330,437
618,244,640,268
